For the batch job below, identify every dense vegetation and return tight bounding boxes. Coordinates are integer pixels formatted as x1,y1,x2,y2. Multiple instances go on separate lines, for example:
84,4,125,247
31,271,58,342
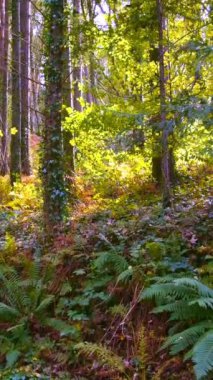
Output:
0,0,212,379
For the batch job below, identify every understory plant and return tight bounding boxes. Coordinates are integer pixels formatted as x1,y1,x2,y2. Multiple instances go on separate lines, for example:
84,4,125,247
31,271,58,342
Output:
0,261,77,368
140,276,213,379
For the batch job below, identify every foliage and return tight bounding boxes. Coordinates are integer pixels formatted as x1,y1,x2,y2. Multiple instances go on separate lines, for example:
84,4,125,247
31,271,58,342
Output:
75,342,125,373
0,261,77,368
137,325,149,379
0,177,11,204
141,277,213,379
0,0,212,378
8,181,41,211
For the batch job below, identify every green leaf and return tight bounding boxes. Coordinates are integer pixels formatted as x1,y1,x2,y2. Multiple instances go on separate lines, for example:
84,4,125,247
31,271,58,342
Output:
193,331,213,380
0,302,20,321
6,350,21,367
35,295,55,313
44,318,79,337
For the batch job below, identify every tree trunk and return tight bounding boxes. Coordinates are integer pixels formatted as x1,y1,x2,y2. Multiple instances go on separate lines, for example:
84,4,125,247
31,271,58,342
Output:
72,0,81,111
43,0,67,230
63,0,75,196
156,0,172,207
10,0,21,185
87,0,97,104
20,0,31,175
0,0,9,175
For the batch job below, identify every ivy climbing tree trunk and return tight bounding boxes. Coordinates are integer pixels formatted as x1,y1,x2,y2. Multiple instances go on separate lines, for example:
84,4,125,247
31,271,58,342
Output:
156,0,172,207
10,0,21,185
0,0,9,175
63,0,75,195
20,0,31,175
43,0,67,230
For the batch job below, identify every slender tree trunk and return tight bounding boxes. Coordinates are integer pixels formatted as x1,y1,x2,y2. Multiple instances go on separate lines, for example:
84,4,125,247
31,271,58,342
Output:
156,0,172,207
87,0,97,104
72,0,81,111
10,0,21,185
20,0,31,175
0,0,9,175
30,6,40,134
63,0,75,197
43,0,67,230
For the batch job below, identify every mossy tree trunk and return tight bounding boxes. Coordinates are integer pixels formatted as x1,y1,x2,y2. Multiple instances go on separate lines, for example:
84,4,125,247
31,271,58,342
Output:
63,0,75,196
43,0,67,231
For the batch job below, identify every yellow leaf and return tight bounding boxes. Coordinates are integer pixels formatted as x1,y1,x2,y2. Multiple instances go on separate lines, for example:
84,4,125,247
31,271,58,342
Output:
11,127,18,135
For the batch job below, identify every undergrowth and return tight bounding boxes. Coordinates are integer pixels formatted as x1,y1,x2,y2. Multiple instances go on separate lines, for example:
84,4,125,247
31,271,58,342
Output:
0,168,212,379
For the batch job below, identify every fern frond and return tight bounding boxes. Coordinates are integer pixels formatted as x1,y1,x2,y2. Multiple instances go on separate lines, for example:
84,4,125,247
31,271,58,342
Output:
189,297,213,309
2,273,23,308
162,322,213,355
0,302,20,321
173,278,213,298
117,267,133,283
142,276,213,379
75,342,125,372
27,260,41,283
154,301,212,321
140,283,194,301
193,330,213,380
35,295,55,314
137,325,149,369
45,318,78,337
94,251,128,274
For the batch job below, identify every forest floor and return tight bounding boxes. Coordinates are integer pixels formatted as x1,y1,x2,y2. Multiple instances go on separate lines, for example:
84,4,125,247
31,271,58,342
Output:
0,167,212,379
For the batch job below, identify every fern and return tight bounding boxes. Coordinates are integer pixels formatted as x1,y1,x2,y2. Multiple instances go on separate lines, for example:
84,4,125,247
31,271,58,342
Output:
193,331,213,380
94,250,128,274
141,282,196,301
0,303,20,321
162,322,213,355
137,325,149,372
140,276,213,379
109,304,128,317
75,342,125,373
117,267,133,283
173,278,213,298
0,261,76,367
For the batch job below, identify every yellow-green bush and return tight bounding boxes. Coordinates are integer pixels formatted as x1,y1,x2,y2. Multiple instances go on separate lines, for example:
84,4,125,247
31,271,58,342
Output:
0,176,11,204
8,180,41,210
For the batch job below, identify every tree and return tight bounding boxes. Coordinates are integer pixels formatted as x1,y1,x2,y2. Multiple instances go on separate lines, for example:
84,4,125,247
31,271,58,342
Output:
63,0,75,190
10,0,21,185
156,0,172,207
72,0,81,111
42,0,67,230
0,0,9,175
20,0,31,175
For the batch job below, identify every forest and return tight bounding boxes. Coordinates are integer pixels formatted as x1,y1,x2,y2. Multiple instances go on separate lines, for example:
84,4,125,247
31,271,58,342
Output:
0,0,212,379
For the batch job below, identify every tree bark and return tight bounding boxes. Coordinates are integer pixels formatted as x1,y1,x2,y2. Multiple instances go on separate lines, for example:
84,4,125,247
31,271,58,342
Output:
0,0,9,175
63,0,75,196
10,0,21,185
20,0,31,175
72,0,81,111
156,0,172,207
43,0,67,230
